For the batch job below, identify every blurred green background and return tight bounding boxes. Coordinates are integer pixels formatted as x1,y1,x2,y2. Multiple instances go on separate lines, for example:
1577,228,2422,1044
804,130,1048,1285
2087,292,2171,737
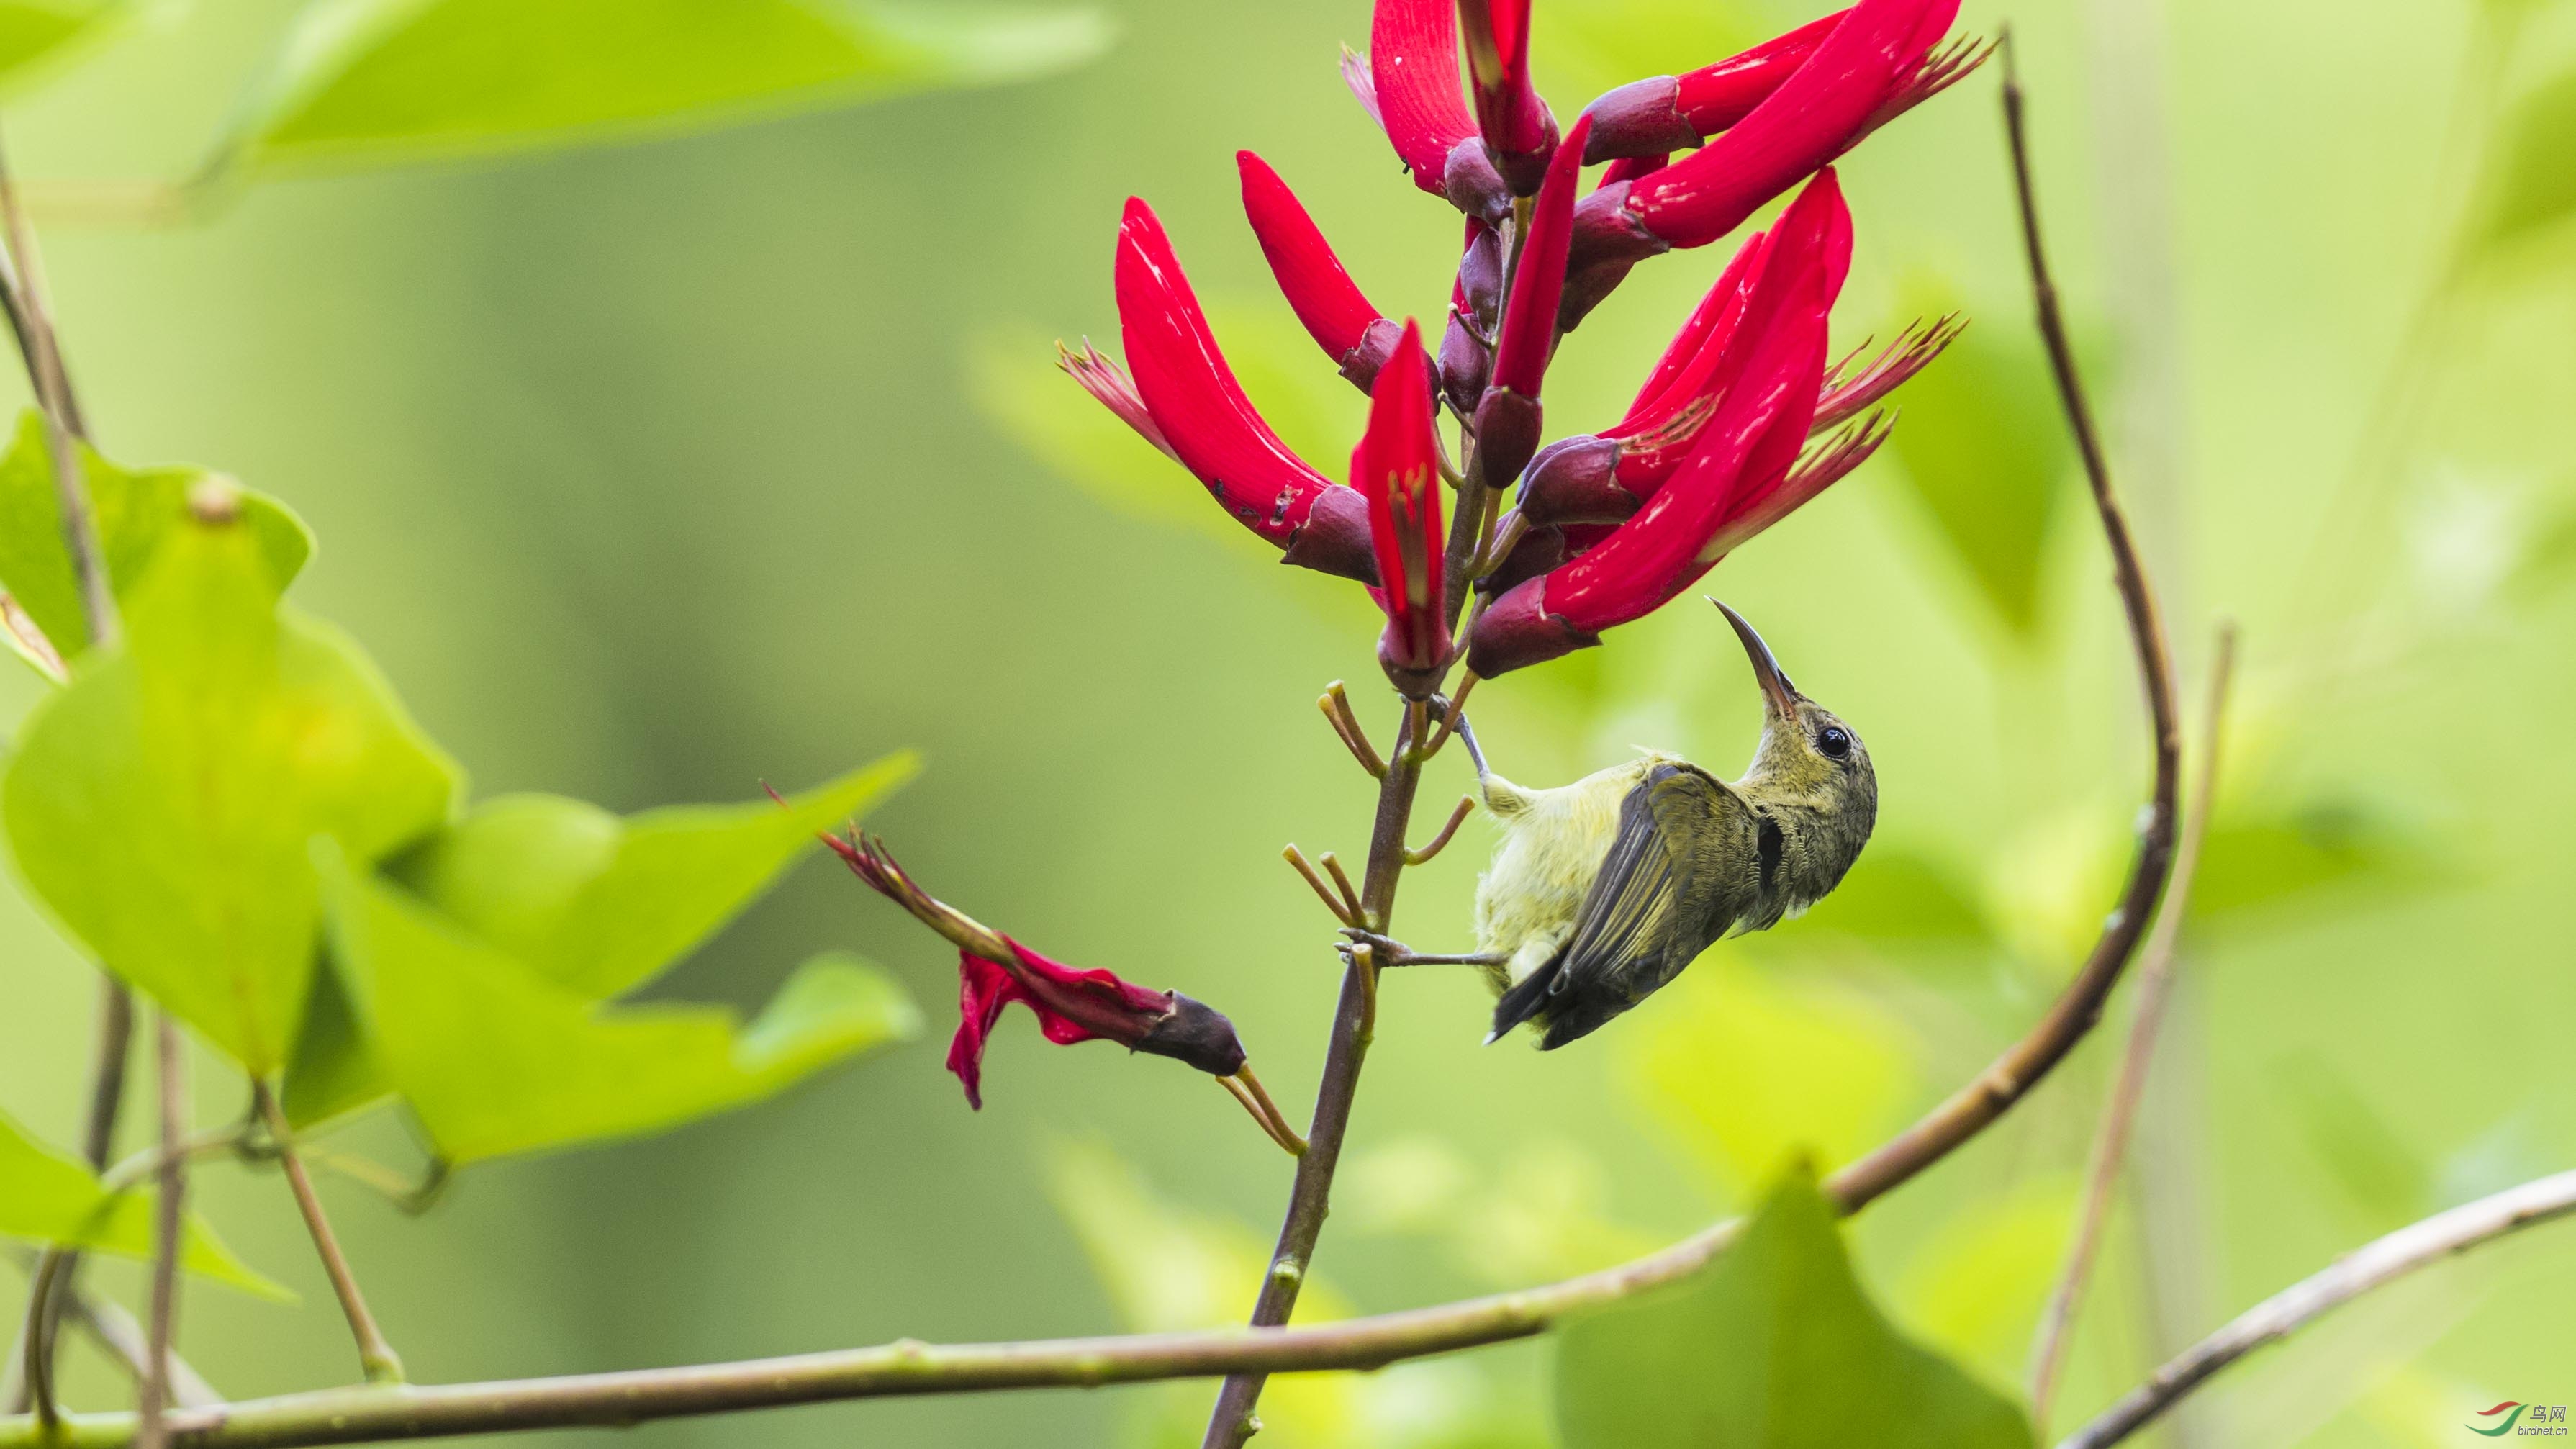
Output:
2,0,2574,1445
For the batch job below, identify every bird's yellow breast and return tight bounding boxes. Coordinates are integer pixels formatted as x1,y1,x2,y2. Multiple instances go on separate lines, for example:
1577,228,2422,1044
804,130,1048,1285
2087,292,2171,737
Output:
1473,755,1668,985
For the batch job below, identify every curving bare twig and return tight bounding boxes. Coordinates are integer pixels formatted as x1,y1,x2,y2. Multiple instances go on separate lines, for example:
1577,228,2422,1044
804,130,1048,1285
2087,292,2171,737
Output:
2058,1170,2576,1449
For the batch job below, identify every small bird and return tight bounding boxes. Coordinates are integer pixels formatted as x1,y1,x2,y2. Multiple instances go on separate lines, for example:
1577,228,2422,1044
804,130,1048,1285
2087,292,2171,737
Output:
1352,600,1877,1048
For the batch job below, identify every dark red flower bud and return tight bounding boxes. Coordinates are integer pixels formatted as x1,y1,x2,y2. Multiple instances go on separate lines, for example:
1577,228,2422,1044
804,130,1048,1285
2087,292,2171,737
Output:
1517,435,1631,526
1458,0,1556,196
1439,310,1491,417
1472,172,1852,676
1471,112,1588,490
1112,197,1377,584
1455,218,1502,333
1238,150,1391,382
1560,0,1966,329
1355,320,1449,696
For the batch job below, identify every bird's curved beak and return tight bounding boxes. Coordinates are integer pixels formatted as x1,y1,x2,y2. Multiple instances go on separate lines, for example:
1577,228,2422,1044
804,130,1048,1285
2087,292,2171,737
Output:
1708,598,1800,721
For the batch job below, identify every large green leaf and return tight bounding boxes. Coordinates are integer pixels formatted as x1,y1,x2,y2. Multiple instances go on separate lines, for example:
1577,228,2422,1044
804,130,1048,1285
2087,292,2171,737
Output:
214,0,1111,179
278,957,393,1130
2474,68,2576,253
0,0,135,91
1883,284,2073,638
1555,1165,2033,1449
0,410,313,664
0,503,458,1070
319,844,917,1163
0,1110,281,1296
388,754,915,1000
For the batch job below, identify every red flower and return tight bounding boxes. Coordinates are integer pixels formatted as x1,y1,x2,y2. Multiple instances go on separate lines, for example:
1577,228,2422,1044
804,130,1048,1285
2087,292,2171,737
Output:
1471,112,1591,491
1470,171,1858,676
1458,0,1556,196
1583,11,1845,161
1238,151,1408,390
1561,0,1972,327
1519,239,1953,528
1366,0,1509,222
821,831,1306,1154
1355,320,1447,695
1110,197,1377,584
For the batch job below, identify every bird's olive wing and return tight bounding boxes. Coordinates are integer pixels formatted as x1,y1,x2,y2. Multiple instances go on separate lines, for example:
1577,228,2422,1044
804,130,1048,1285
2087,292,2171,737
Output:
1553,763,1758,1007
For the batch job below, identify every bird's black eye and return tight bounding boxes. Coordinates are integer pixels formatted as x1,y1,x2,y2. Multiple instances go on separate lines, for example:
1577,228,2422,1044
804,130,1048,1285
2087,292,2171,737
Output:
1817,726,1853,760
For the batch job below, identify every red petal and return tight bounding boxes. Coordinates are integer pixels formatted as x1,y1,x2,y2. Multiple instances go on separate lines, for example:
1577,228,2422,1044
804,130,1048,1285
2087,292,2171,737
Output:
1614,225,1773,436
1353,320,1446,679
1624,0,1955,250
1460,0,1555,193
946,952,1026,1111
1116,197,1336,548
1542,173,1845,632
1672,9,1847,136
1370,0,1475,193
1488,112,1591,400
1239,151,1384,366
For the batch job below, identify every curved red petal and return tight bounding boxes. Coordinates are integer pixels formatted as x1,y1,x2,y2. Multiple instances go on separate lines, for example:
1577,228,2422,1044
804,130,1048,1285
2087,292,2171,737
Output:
1461,0,1556,193
947,952,1026,1110
1116,197,1335,547
1488,112,1592,399
1672,9,1848,136
1353,320,1446,682
1624,0,1953,249
1370,0,1475,192
1239,151,1383,365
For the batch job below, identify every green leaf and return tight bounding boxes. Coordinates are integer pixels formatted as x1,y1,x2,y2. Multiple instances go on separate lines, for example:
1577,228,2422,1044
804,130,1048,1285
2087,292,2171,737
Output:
0,0,136,92
2190,794,2452,927
1555,1164,2034,1449
278,957,392,1129
0,1109,282,1296
318,843,917,1163
0,410,314,664
2473,68,2576,253
0,504,458,1070
217,0,1111,179
1883,280,2074,637
388,753,915,999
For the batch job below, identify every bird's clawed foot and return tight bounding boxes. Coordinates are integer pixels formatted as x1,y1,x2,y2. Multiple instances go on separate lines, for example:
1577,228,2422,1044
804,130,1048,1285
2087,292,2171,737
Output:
1336,929,1508,970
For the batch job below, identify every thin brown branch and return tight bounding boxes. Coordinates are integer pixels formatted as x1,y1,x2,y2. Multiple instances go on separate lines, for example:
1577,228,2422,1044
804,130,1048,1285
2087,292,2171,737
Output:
2059,1170,2576,1449
2028,623,2236,1431
1402,796,1475,866
1,1250,221,1412
1821,27,2182,1221
0,125,109,651
134,1017,184,1449
1279,846,1357,927
1316,682,1386,779
251,1085,404,1386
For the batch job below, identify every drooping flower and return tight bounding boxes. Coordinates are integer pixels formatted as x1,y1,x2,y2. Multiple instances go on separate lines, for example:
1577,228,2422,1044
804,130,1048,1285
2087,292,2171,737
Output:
1581,11,1846,160
822,830,1306,1154
1238,151,1409,390
1366,0,1510,222
1470,111,1591,492
1472,171,1863,676
1458,0,1556,196
1106,197,1377,583
1561,0,1973,327
1355,320,1447,696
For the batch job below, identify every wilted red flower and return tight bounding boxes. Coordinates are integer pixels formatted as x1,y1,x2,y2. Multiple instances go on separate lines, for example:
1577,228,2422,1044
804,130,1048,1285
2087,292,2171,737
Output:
1238,151,1409,390
1471,111,1591,492
1471,171,1861,676
1366,0,1509,222
1355,320,1447,696
1107,197,1378,584
821,830,1306,1154
1458,0,1556,196
1561,0,1974,326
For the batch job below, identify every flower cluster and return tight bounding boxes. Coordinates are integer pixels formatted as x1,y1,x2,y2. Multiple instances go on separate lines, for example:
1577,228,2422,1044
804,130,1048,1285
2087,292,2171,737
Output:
1072,0,1980,689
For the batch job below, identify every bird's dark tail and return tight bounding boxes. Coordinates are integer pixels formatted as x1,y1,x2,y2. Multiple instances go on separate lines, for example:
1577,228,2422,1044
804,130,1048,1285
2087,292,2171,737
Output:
1485,957,1563,1044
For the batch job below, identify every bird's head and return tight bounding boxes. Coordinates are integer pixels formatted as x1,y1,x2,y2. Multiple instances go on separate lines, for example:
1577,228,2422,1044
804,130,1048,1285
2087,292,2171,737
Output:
1707,599,1879,893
